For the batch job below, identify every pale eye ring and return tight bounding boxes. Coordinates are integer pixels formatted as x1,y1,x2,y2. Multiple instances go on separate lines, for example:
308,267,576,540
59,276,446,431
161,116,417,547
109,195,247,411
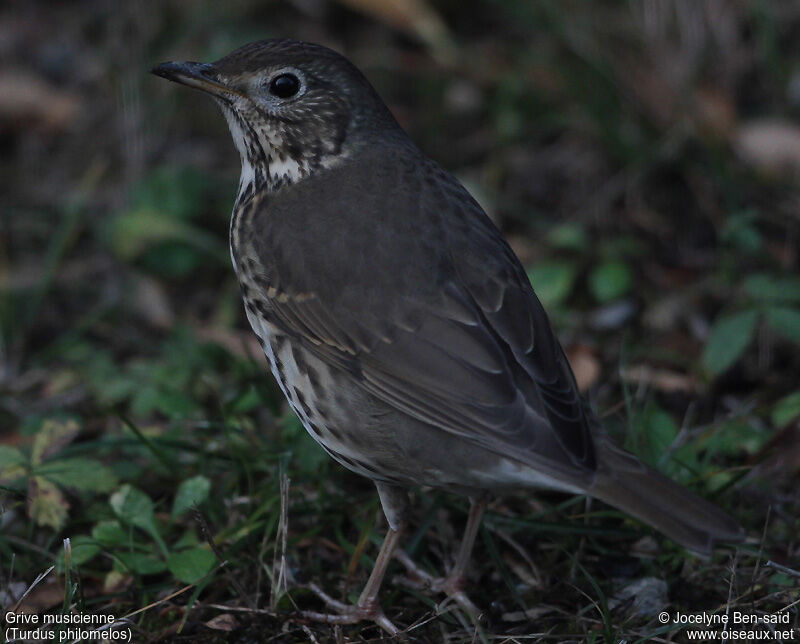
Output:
269,73,300,98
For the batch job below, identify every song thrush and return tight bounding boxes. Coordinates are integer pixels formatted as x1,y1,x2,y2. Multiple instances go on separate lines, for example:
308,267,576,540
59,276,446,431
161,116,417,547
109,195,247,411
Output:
152,39,743,634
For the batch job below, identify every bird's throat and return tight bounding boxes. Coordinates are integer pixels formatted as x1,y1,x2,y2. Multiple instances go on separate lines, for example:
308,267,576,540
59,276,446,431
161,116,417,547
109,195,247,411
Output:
217,100,350,213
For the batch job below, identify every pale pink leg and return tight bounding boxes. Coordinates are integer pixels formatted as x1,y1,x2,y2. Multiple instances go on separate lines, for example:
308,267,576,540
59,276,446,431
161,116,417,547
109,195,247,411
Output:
300,524,404,635
395,497,487,617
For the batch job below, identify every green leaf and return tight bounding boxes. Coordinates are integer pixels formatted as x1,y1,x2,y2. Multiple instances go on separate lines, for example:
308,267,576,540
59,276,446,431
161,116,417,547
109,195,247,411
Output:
0,446,28,482
588,260,632,302
115,552,166,576
56,536,100,572
28,477,69,530
31,418,79,465
166,547,216,584
547,223,589,251
0,446,26,468
139,243,205,279
173,529,201,550
702,309,760,375
645,407,679,460
36,457,118,492
598,235,644,258
771,392,800,428
229,386,262,414
765,306,800,343
527,261,578,307
628,403,680,468
92,520,130,547
689,418,767,458
110,485,167,555
172,475,211,518
110,207,226,263
721,210,762,253
282,414,329,474
129,166,208,220
151,390,199,417
744,274,800,303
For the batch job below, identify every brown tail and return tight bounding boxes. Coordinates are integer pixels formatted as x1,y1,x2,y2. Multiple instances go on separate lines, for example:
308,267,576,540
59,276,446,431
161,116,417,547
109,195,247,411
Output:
589,441,744,555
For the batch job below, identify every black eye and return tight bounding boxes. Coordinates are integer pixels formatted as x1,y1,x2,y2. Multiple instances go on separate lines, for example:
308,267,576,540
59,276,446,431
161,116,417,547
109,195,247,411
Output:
269,73,300,98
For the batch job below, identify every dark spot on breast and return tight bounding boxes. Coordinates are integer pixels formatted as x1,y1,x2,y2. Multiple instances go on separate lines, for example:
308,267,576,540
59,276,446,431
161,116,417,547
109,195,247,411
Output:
306,366,321,391
287,140,302,159
319,443,349,465
336,453,358,468
274,357,285,383
326,425,343,441
291,346,307,373
255,299,270,316
294,390,314,418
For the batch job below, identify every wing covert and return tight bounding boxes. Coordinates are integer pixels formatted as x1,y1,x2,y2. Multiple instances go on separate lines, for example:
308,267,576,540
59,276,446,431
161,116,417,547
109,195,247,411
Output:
237,151,598,480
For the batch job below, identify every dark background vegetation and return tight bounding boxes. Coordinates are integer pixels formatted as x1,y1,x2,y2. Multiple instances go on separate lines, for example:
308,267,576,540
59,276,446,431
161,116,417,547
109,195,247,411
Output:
2,0,799,642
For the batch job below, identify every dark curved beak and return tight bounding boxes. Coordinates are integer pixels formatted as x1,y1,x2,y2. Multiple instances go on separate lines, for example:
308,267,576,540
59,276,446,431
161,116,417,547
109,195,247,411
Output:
150,61,246,98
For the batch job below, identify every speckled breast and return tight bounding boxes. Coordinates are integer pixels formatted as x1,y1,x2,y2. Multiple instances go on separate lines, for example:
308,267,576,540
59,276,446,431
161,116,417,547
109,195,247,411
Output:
243,302,403,485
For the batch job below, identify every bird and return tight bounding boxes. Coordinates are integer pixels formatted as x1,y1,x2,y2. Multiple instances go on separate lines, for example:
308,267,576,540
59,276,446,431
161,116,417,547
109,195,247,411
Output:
152,38,744,635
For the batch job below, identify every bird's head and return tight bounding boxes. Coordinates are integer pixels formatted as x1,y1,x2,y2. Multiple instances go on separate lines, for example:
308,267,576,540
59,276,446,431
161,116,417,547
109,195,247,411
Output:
152,39,401,198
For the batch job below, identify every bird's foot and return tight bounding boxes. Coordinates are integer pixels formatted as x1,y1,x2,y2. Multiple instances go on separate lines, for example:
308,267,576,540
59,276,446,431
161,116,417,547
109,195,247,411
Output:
393,550,481,619
298,581,400,636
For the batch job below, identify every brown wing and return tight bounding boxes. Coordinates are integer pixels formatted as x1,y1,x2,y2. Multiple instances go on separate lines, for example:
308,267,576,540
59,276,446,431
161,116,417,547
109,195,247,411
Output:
238,150,598,485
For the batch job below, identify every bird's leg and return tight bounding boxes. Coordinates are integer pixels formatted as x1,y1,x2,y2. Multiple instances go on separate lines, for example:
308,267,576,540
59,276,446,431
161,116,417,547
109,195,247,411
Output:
301,526,403,634
394,496,488,618
299,483,409,635
446,495,487,591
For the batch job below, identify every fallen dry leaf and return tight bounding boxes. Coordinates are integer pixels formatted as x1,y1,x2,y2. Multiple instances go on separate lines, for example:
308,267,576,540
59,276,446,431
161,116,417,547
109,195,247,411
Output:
192,325,267,365
28,477,69,531
506,234,535,265
734,118,800,175
0,70,80,132
334,0,454,62
613,54,678,129
14,578,65,615
613,54,737,141
566,345,601,392
620,364,700,394
692,86,737,141
750,421,800,478
32,418,79,464
205,613,240,631
103,570,133,594
609,577,668,618
131,272,175,329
